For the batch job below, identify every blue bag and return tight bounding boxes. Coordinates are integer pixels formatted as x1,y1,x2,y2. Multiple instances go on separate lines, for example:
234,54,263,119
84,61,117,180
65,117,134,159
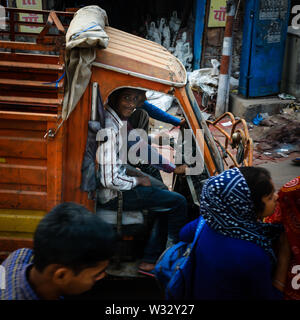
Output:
154,216,206,299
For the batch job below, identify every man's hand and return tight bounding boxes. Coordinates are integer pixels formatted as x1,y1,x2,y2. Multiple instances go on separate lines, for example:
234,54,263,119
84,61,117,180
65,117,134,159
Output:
126,168,145,177
179,119,187,127
137,176,151,186
174,164,187,175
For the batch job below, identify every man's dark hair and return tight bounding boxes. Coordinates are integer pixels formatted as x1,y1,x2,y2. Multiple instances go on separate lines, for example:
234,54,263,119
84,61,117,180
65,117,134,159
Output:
239,166,274,215
33,202,116,274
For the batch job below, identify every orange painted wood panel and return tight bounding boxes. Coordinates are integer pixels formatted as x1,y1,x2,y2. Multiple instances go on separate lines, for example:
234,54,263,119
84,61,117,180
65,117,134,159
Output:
62,83,95,212
90,67,172,106
0,135,46,159
0,119,46,131
1,158,46,166
0,95,63,105
0,237,33,251
0,57,63,68
0,129,45,139
0,183,46,192
0,71,59,82
0,164,47,185
0,52,59,64
0,111,58,122
0,78,63,88
0,189,47,210
0,109,64,212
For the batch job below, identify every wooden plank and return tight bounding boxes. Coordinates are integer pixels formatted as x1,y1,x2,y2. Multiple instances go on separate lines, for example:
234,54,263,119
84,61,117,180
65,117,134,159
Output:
0,96,63,106
0,119,47,131
0,41,59,52
0,189,47,210
0,106,58,115
0,236,34,261
0,78,63,88
0,129,46,139
0,213,43,233
0,209,46,216
0,237,33,252
0,232,34,239
0,158,46,166
5,7,74,17
0,60,64,71
0,210,45,252
0,136,46,159
0,90,59,101
0,110,58,122
0,164,47,185
0,71,58,83
0,183,46,192
1,30,68,38
0,52,59,63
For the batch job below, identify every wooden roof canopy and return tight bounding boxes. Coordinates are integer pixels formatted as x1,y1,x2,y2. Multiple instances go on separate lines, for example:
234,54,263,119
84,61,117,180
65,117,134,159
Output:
94,27,187,87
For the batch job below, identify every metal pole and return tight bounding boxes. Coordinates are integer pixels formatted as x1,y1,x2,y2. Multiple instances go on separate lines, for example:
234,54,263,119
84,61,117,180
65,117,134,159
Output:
215,0,236,118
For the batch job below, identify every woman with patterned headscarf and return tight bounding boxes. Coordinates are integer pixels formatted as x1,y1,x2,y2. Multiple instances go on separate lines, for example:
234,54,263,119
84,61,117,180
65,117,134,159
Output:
179,167,291,300
265,176,300,300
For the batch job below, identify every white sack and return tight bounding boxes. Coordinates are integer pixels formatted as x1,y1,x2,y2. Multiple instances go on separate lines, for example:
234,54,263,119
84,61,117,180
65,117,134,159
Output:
66,5,109,50
62,6,109,120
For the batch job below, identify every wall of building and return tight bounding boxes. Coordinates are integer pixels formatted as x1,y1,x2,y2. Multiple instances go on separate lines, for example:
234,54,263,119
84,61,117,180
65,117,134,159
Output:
201,0,244,77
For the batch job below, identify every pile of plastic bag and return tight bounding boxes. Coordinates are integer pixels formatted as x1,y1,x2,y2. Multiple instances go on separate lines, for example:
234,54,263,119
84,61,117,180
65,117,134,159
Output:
188,59,220,97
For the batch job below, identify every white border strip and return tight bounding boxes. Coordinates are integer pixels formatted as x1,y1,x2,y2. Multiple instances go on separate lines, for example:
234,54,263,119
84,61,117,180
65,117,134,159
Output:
92,61,187,87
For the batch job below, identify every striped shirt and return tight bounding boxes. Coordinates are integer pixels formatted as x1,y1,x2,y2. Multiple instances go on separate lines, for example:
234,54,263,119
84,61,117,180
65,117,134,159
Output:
96,106,176,204
96,106,138,204
0,248,38,300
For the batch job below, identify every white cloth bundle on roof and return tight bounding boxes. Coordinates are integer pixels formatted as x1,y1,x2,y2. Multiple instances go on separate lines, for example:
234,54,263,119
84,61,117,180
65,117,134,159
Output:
65,5,109,50
62,6,109,120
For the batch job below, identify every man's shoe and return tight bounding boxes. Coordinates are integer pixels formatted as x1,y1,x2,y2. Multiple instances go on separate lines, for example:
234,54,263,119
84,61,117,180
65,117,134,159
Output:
138,268,156,278
138,262,156,278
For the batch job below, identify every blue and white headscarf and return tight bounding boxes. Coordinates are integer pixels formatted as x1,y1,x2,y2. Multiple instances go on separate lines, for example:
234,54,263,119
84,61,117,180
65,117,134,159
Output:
200,167,282,262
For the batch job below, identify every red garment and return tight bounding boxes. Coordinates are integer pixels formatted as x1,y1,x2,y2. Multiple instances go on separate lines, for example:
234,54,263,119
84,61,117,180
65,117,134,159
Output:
265,176,300,300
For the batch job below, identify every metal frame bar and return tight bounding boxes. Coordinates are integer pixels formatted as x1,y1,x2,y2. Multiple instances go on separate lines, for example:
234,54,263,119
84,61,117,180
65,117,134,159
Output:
206,111,253,167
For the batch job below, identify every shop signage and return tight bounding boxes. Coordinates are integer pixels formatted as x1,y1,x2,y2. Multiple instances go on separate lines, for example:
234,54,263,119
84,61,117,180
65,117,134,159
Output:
16,0,43,33
208,0,227,28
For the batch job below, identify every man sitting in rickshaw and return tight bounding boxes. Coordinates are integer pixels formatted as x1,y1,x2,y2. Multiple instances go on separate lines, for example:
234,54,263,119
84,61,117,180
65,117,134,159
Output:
96,87,187,276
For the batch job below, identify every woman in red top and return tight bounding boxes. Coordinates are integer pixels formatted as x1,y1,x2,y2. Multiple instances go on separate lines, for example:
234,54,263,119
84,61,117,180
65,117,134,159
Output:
265,176,300,300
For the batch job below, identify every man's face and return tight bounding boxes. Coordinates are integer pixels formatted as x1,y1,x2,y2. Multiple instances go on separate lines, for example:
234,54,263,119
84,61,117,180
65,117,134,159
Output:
61,260,109,295
115,89,141,119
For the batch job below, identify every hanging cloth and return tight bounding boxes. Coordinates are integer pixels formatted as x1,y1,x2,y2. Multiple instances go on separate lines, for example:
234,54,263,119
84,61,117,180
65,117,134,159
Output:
62,5,109,120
